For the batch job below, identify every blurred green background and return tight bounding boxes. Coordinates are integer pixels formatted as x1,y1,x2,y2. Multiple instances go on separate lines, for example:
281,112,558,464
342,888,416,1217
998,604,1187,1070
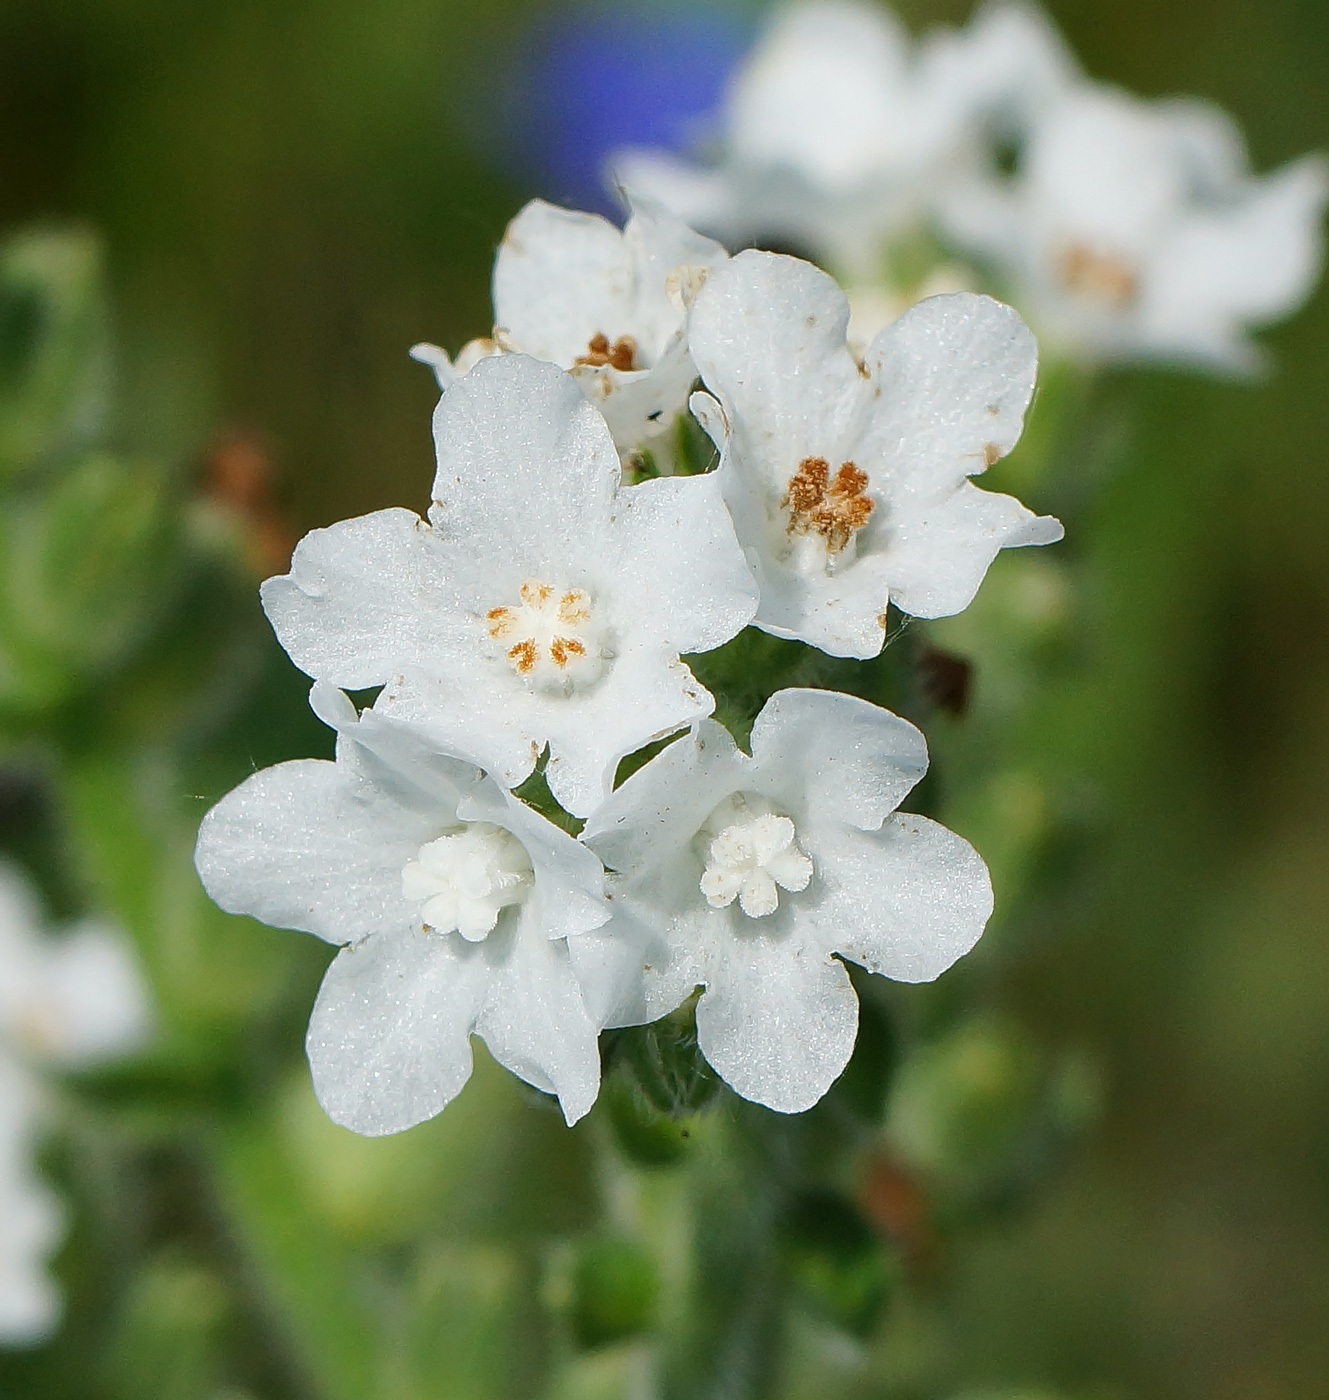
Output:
1,1,1327,1397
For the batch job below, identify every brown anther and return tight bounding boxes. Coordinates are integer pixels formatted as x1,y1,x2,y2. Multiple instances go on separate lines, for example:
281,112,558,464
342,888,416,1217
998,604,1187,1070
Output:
507,640,538,674
575,332,639,372
486,606,514,638
782,456,875,554
557,590,591,626
1058,244,1138,308
549,637,587,668
519,581,553,607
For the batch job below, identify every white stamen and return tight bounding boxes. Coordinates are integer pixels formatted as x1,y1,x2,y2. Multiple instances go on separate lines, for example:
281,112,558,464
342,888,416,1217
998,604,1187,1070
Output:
402,823,533,941
698,793,813,918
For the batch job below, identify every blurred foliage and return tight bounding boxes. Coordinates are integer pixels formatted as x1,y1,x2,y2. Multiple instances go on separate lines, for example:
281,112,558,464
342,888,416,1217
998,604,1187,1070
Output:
0,1,1326,1400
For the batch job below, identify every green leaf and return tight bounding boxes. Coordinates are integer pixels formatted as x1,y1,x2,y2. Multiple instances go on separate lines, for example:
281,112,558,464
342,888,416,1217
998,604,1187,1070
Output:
0,454,183,718
0,227,112,480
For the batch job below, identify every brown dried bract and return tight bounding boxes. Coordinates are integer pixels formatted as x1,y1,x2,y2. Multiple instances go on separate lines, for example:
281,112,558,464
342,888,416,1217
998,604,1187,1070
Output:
1058,243,1138,307
575,332,638,372
782,456,875,553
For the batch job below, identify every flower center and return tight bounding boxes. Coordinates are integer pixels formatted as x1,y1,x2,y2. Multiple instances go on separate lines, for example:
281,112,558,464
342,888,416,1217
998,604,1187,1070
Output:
574,333,638,371
486,580,607,693
1058,243,1138,308
402,823,533,942
782,456,875,567
698,793,813,919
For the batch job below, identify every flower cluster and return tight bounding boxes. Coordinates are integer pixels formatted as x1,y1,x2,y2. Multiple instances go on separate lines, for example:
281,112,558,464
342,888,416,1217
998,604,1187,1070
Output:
196,180,1063,1133
0,863,151,1342
612,0,1328,371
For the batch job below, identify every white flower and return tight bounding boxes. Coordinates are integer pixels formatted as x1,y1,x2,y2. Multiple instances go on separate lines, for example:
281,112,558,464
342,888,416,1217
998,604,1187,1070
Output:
940,79,1329,369
686,250,1062,659
0,861,151,1344
194,684,619,1132
0,1065,61,1347
261,353,758,818
411,195,727,451
609,0,958,277
579,689,993,1113
919,1,1077,141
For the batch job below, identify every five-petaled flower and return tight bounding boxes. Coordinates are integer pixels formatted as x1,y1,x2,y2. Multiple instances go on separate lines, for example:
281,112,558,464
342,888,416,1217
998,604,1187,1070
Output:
261,353,758,819
194,685,620,1131
687,250,1063,658
578,690,993,1113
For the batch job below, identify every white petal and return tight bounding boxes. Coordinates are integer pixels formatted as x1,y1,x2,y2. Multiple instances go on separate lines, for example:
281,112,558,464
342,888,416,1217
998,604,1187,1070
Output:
564,898,673,1030
261,507,468,691
472,913,602,1125
727,0,910,191
457,780,610,943
428,355,619,575
409,341,457,391
818,814,994,983
195,757,438,945
885,479,1064,620
1144,154,1329,361
749,688,927,833
580,719,746,884
859,293,1039,504
605,149,733,237
307,926,488,1135
690,251,864,492
493,201,638,368
694,921,858,1113
37,922,152,1065
608,472,758,656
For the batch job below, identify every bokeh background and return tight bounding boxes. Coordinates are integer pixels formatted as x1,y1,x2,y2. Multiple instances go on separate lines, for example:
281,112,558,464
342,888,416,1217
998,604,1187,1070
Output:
1,1,1327,1397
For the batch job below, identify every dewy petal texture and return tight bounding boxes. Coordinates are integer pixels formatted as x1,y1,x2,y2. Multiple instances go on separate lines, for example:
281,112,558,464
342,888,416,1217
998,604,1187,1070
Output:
582,689,993,1113
195,690,614,1131
688,251,1061,657
261,355,757,817
487,194,727,449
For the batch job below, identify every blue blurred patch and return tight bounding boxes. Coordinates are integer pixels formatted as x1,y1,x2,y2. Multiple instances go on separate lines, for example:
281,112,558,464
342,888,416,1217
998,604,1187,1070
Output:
492,0,754,215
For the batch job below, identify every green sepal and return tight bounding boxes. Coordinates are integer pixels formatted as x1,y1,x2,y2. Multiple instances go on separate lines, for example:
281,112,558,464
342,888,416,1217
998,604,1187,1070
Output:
603,996,719,1120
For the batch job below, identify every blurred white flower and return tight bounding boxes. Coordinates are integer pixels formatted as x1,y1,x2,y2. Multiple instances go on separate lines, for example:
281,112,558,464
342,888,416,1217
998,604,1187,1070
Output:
261,353,757,818
0,862,151,1344
687,251,1062,659
415,195,727,452
607,1,1075,282
579,689,992,1113
941,80,1329,369
609,0,954,276
194,685,618,1132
